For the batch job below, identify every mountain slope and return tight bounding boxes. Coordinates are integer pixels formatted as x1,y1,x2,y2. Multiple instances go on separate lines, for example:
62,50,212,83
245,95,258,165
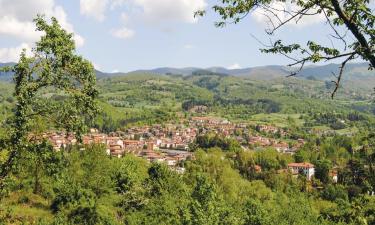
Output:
124,63,374,81
1,62,374,84
297,63,373,80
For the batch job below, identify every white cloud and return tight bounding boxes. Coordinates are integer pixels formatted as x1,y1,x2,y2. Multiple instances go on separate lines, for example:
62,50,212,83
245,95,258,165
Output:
0,43,32,63
73,35,85,48
80,0,126,14
111,27,135,39
82,0,207,24
0,16,42,42
110,0,127,9
251,2,325,28
133,0,207,24
52,5,85,47
92,62,101,70
0,0,84,62
110,11,135,40
227,63,242,70
120,13,130,24
91,0,207,40
80,0,109,21
0,0,55,21
183,44,194,49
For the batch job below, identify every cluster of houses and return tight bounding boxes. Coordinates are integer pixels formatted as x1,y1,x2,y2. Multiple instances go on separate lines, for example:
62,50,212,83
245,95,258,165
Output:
189,117,306,154
248,136,305,154
46,129,193,172
256,124,287,136
43,117,315,175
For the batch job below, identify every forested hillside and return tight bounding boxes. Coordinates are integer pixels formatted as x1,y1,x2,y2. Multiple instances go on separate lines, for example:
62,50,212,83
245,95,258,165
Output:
0,24,374,225
90,71,375,130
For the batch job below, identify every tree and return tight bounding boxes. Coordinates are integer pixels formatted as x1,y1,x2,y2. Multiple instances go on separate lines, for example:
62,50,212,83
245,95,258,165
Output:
198,0,375,97
255,148,281,171
23,140,65,194
78,145,114,197
113,155,148,194
190,175,223,225
51,175,96,213
114,155,149,212
244,199,272,225
123,163,191,225
315,159,332,184
0,16,99,185
235,150,257,180
193,133,241,152
321,184,348,201
294,150,308,163
338,159,370,192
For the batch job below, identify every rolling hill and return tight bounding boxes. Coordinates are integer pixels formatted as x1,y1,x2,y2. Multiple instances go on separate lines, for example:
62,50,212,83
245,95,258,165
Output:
97,63,374,83
1,62,374,91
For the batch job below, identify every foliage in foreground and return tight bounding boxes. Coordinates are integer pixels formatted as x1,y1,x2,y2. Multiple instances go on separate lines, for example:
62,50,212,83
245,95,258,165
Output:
0,15,98,185
0,140,374,225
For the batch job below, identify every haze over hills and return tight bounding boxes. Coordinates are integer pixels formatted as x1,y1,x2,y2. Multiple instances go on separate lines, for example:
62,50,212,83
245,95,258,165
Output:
129,65,290,78
128,63,374,79
1,62,374,82
95,62,375,82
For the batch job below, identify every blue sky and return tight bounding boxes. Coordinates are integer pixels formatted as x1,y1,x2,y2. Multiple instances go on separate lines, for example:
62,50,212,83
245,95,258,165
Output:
0,0,337,72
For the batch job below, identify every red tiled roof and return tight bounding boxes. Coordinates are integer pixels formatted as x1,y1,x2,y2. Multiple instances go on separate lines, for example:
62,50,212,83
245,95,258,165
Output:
288,162,314,168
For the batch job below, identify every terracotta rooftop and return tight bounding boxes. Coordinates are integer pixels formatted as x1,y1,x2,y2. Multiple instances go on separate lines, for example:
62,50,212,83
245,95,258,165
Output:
288,162,315,168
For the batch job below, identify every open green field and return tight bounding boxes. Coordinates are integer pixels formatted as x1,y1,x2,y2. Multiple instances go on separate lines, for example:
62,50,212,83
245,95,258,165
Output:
247,113,304,127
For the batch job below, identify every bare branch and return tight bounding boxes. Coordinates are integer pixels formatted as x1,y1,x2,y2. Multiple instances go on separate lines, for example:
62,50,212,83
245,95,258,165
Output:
331,0,375,67
287,60,306,77
322,9,348,50
331,53,356,98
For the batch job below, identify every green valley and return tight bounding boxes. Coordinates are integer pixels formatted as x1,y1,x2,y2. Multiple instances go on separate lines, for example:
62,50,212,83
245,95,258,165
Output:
1,6,375,224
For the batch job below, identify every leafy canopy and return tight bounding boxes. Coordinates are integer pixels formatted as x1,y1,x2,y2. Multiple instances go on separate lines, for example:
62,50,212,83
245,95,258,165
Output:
0,16,99,183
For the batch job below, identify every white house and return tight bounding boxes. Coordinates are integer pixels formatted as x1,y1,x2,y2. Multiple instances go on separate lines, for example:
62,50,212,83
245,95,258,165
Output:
287,162,315,180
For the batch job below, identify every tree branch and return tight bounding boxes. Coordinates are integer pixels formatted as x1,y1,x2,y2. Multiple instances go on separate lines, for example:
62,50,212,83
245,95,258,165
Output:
330,0,375,67
331,52,356,98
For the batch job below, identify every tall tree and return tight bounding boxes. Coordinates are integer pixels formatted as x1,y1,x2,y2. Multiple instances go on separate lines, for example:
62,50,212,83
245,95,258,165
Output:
198,0,375,97
315,159,332,184
0,16,98,186
190,175,223,225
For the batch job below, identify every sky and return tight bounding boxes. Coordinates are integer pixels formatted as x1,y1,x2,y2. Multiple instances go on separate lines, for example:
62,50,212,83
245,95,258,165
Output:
0,0,340,72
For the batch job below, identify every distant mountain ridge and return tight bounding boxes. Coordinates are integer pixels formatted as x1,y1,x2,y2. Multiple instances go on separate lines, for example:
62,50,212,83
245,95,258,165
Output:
0,62,16,81
130,65,291,78
1,62,374,82
118,63,374,81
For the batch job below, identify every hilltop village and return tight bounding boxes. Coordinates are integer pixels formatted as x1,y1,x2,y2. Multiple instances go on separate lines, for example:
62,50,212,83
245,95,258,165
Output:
40,116,316,177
